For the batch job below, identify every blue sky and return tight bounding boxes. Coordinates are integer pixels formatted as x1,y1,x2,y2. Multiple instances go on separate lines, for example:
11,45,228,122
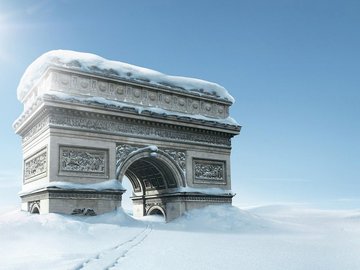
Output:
0,0,359,209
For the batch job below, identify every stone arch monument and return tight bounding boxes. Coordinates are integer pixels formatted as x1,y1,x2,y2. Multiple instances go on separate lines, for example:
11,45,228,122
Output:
14,50,241,221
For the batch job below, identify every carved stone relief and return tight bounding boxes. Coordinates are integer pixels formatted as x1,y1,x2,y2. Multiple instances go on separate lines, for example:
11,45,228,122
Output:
24,147,48,183
116,144,139,166
164,149,186,171
23,117,49,143
193,159,226,184
116,144,186,174
49,109,231,147
71,208,96,216
48,192,121,200
59,146,108,178
50,70,230,119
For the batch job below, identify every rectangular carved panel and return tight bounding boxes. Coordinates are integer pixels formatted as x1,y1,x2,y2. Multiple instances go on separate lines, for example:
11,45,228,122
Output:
59,146,108,178
24,147,48,183
193,159,226,184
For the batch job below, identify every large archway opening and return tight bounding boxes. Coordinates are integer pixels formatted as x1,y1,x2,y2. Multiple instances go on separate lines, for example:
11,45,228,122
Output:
117,148,185,221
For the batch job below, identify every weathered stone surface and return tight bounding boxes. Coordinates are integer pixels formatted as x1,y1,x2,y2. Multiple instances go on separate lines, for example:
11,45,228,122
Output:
15,56,240,221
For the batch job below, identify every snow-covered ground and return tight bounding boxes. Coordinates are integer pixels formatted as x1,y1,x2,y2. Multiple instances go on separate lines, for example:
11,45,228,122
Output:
1,205,360,270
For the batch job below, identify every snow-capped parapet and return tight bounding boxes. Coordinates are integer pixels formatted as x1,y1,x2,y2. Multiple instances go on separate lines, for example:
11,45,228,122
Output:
17,50,234,103
15,50,240,133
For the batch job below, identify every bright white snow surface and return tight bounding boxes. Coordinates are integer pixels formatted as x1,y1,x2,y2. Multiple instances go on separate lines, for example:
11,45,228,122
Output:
17,50,235,103
1,205,360,270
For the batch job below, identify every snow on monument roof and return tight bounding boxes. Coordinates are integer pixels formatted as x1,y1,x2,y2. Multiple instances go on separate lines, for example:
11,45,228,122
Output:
17,50,235,103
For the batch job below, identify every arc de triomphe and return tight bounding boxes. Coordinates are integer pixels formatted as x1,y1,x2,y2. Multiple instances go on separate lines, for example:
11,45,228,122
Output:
14,50,240,221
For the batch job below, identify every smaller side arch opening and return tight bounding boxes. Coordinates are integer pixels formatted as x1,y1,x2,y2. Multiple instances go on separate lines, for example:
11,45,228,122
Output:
148,208,163,216
29,201,40,214
32,207,40,214
147,206,166,221
30,206,40,214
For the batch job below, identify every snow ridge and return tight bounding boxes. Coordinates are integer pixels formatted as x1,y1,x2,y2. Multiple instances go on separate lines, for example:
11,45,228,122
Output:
17,50,235,103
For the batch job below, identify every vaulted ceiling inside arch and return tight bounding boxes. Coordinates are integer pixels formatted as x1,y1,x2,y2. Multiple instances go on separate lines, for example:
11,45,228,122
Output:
125,157,177,193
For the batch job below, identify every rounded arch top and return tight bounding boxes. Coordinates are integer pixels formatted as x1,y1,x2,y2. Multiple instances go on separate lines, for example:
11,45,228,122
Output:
29,201,40,214
116,146,186,191
147,205,166,219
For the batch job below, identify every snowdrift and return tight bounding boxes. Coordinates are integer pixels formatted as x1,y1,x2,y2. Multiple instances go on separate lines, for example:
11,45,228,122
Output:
166,205,286,233
1,205,360,270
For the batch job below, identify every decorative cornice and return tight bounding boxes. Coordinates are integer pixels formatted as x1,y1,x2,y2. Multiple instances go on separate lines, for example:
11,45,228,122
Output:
48,67,233,110
48,107,232,147
14,94,240,140
20,188,124,200
18,67,238,124
132,192,234,203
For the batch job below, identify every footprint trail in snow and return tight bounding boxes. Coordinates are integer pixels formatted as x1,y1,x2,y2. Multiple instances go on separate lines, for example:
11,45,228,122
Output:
75,225,152,270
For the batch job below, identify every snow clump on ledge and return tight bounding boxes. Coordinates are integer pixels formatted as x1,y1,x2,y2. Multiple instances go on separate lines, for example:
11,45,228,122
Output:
17,50,235,103
19,179,125,195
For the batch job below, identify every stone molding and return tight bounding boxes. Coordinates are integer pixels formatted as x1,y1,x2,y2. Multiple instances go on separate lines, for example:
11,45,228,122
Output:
22,116,49,144
116,144,187,175
15,93,239,140
14,96,44,131
48,192,121,200
19,106,233,147
20,189,123,201
178,195,232,203
48,69,230,119
132,193,233,204
145,202,166,213
49,108,231,147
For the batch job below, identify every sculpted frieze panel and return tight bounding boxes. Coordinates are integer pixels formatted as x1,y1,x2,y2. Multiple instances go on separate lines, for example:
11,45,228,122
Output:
49,110,231,147
59,146,108,178
193,159,226,184
24,147,48,183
